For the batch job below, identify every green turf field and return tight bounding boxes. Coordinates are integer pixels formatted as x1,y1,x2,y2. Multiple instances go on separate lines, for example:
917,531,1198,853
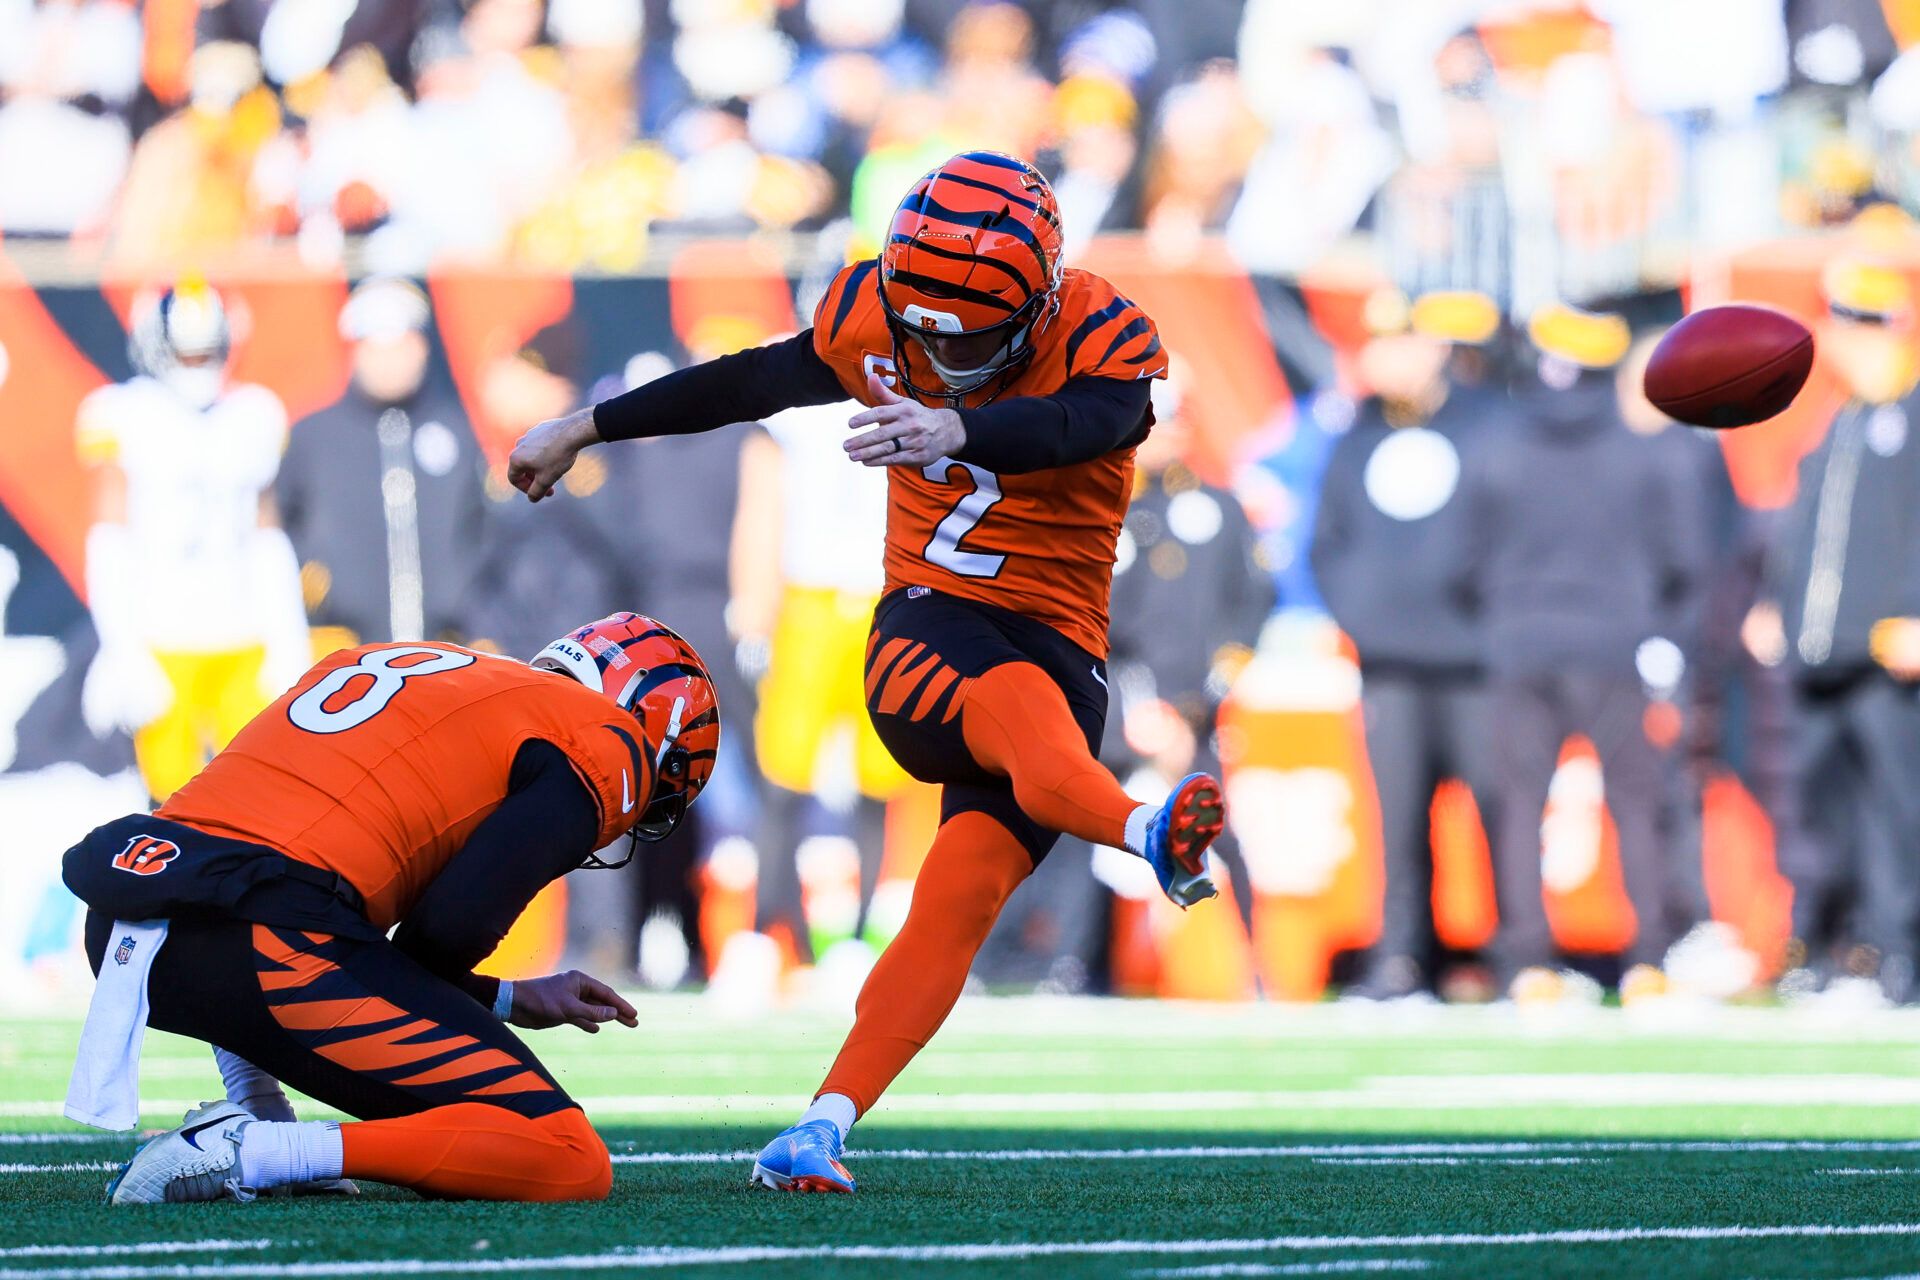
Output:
7,995,1920,1278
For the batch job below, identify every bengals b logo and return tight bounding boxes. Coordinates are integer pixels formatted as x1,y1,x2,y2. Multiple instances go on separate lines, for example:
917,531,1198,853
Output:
112,835,181,877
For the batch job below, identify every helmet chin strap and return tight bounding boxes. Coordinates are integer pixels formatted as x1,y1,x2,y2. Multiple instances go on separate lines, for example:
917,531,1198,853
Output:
652,696,687,768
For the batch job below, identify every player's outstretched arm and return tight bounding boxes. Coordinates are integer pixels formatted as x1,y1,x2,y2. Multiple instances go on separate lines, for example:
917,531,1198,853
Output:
509,330,846,503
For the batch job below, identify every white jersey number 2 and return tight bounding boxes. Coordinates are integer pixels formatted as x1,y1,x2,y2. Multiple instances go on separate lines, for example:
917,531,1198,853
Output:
920,458,1006,578
287,646,476,734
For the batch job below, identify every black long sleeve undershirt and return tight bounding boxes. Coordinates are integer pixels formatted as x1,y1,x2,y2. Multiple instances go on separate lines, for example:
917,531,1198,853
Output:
955,376,1151,475
391,740,603,1008
592,330,844,441
591,328,1153,473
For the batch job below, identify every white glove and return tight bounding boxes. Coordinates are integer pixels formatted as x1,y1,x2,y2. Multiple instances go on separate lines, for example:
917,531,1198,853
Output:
82,524,172,737
249,526,312,699
81,641,173,737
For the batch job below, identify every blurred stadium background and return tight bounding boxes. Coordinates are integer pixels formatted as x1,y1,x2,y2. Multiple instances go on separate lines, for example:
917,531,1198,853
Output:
6,0,1920,1019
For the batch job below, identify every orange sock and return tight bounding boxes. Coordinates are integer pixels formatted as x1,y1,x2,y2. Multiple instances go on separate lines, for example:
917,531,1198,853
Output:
818,810,1031,1114
340,1103,610,1201
961,661,1139,848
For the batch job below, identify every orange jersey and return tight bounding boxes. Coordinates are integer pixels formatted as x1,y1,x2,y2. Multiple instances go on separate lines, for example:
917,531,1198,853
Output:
160,644,653,930
812,262,1169,657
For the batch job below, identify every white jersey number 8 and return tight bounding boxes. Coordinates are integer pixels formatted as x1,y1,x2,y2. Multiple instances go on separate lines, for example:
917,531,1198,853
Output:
920,457,1006,578
288,646,476,734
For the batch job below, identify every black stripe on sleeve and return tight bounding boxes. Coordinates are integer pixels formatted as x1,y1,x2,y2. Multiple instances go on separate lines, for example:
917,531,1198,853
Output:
826,260,877,345
1095,315,1153,369
1062,298,1130,371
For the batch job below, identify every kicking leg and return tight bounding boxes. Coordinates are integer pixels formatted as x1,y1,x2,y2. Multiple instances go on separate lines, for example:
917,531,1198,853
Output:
960,662,1224,904
960,661,1143,849
751,809,1031,1193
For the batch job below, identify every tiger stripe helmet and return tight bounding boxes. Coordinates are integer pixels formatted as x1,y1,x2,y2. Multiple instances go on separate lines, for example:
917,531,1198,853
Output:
533,612,719,852
879,150,1065,403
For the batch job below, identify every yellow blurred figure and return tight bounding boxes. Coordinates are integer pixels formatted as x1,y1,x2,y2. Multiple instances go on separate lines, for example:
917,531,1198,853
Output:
757,587,908,799
75,282,307,800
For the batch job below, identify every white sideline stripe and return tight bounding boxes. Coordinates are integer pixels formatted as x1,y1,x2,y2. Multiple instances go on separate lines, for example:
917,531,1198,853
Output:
0,1133,124,1146
1140,1265,1431,1277
0,1245,277,1260
1824,1168,1920,1176
607,1139,1920,1166
1310,1157,1594,1167
7,1137,1919,1174
1,1224,1919,1277
16,1075,1920,1119
0,1162,115,1174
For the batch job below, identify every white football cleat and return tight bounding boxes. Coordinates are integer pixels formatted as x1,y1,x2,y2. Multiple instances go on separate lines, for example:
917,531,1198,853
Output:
106,1100,257,1205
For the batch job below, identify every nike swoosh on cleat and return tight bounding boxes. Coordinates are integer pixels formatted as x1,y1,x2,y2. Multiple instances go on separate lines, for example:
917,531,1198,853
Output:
179,1117,229,1152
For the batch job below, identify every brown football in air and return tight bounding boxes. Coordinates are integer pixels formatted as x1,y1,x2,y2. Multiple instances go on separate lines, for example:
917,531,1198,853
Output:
1643,304,1815,429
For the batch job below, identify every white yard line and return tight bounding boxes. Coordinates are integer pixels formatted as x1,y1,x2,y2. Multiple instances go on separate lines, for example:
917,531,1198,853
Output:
1309,1157,1594,1167
0,1133,124,1145
1823,1168,1920,1176
1138,1264,1432,1277
6,1136,1919,1176
2,1224,1918,1278
0,1245,278,1260
607,1139,1920,1166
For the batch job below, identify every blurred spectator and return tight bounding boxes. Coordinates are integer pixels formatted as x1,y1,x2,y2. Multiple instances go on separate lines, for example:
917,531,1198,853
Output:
0,0,141,238
1759,258,1920,1004
666,98,831,233
1456,303,1703,995
517,10,675,270
1048,72,1140,260
275,277,488,649
292,46,416,257
74,280,305,801
1228,17,1393,274
1140,60,1262,251
191,0,435,92
1311,290,1505,1000
110,41,284,265
939,2,1050,161
747,398,903,966
369,5,571,269
790,0,933,217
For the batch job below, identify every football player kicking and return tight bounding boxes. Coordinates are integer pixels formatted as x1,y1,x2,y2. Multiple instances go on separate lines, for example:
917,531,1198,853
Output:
65,614,717,1204
509,151,1227,1195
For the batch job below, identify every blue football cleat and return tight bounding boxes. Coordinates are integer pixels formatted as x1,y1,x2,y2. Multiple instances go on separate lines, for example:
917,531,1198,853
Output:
1145,772,1225,908
750,1120,857,1194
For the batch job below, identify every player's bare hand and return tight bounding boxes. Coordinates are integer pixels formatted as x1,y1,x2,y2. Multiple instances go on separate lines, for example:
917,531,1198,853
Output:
845,372,964,467
508,970,639,1033
508,409,599,503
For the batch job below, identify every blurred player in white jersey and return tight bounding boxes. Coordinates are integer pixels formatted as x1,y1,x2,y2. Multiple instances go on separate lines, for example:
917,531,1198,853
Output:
747,399,907,966
75,279,309,800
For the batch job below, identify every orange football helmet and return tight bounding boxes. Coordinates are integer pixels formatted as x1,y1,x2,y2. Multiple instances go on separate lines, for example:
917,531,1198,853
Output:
533,612,719,859
879,150,1065,404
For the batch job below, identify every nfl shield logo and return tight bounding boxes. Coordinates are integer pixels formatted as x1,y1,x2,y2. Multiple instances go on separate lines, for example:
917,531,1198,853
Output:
114,936,136,967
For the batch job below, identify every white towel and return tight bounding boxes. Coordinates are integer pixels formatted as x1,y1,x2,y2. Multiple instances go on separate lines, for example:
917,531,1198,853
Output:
64,919,169,1131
